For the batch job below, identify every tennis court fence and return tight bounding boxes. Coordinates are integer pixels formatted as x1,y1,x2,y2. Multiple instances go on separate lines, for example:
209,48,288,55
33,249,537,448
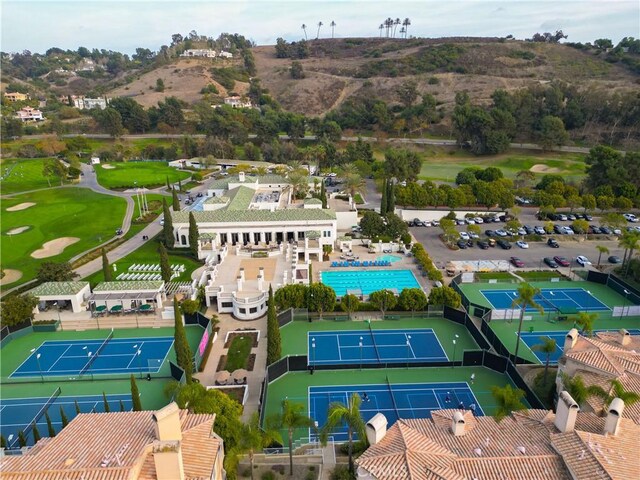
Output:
185,312,215,372
9,387,61,448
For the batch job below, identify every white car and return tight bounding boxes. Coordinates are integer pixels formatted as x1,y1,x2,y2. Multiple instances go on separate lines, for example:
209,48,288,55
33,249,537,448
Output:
160,219,164,226
534,226,546,235
467,231,479,239
623,213,638,222
576,255,592,266
517,227,527,236
423,221,432,227
465,218,476,224
563,227,575,235
495,229,508,237
474,217,484,224
456,219,465,225
432,220,440,227
459,232,470,240
516,240,529,249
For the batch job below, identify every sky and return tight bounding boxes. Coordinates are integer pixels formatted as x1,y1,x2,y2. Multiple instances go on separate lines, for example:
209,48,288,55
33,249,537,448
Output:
1,0,638,54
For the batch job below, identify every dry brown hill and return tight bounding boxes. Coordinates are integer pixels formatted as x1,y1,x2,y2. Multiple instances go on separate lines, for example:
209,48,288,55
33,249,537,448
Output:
252,37,639,116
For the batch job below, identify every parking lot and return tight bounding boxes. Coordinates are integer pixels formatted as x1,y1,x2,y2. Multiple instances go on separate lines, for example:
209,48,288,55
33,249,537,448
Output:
409,208,627,272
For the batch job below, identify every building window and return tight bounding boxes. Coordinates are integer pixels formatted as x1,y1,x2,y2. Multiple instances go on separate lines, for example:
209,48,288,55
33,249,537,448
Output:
221,302,233,308
239,308,246,314
249,307,257,314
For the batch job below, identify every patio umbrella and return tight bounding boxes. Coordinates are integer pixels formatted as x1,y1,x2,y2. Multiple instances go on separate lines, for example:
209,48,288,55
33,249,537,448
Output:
215,370,230,385
231,369,248,384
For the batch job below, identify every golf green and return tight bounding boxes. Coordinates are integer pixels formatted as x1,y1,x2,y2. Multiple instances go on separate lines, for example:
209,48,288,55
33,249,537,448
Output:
95,162,191,189
0,158,69,194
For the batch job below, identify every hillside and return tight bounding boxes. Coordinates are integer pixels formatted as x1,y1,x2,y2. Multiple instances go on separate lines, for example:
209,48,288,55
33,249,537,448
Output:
252,37,639,116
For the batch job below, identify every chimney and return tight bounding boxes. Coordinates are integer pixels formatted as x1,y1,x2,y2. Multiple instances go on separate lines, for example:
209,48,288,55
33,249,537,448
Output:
451,411,466,436
564,328,579,352
238,171,245,182
604,398,625,436
153,440,185,480
365,413,388,445
152,402,182,442
239,268,245,281
237,275,243,292
554,391,579,433
257,275,264,291
618,329,631,347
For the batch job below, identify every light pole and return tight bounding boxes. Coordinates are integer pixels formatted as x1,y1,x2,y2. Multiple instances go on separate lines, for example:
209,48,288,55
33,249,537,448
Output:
452,334,459,368
359,336,363,371
53,301,62,331
137,349,143,379
31,349,43,382
311,338,316,374
406,335,412,369
624,289,631,317
87,351,94,380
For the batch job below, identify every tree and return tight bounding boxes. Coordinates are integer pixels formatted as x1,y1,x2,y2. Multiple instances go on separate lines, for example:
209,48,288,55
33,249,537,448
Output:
172,188,180,211
102,392,111,412
274,284,308,310
330,20,336,38
18,430,27,448
74,400,81,414
380,179,388,215
290,61,305,79
45,411,56,437
31,422,41,443
589,379,640,409
274,399,316,475
96,108,124,137
101,249,112,282
120,400,125,411
228,412,281,480
307,283,336,319
1,116,24,139
582,194,596,212
301,24,307,40
619,230,640,274
59,406,69,427
155,78,165,92
402,17,411,37
36,262,78,282
188,212,199,258
316,21,323,39
538,115,568,150
596,245,609,267
399,288,427,316
0,293,38,327
341,294,361,320
0,434,5,450
130,374,142,411
511,283,544,363
560,373,591,405
266,285,281,365
396,81,418,108
42,158,68,187
359,211,385,238
491,384,526,422
162,198,175,248
158,243,172,283
574,311,598,337
532,337,557,383
369,289,397,319
428,286,461,308
320,393,365,476
173,297,193,383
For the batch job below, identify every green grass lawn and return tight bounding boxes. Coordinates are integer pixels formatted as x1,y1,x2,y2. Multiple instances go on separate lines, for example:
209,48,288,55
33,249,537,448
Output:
224,335,253,371
1,188,127,286
0,157,70,194
94,161,190,189
518,271,565,281
476,272,517,281
83,235,202,286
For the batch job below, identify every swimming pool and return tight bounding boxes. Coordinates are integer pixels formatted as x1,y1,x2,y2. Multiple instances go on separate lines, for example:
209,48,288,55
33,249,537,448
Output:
377,254,402,263
321,269,420,296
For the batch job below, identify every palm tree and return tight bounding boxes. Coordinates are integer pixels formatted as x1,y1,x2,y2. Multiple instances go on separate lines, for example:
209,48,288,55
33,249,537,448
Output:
301,24,307,40
228,413,281,480
596,245,609,267
573,311,598,337
560,373,591,405
402,18,411,38
316,21,323,39
321,393,366,476
532,337,557,383
344,173,366,198
597,379,640,408
511,283,544,363
619,230,640,275
330,21,336,38
275,400,316,476
385,17,393,37
378,24,384,37
399,27,406,38
491,384,526,422
393,18,401,38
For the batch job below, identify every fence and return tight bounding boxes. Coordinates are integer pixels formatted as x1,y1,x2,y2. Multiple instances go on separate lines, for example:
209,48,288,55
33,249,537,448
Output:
169,360,186,384
185,312,214,371
443,305,491,351
0,320,33,349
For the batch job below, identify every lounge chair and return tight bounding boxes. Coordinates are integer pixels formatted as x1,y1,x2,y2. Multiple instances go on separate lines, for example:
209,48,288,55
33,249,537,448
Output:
331,261,338,267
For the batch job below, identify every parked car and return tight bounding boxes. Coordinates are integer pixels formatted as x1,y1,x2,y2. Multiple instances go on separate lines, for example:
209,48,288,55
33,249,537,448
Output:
554,225,564,234
623,213,638,222
459,231,470,240
467,231,479,239
554,256,571,267
474,217,484,224
160,219,164,226
497,239,512,250
485,229,496,237
547,238,560,248
414,220,424,227
465,218,476,224
495,229,508,237
457,240,468,249
516,240,529,249
456,219,466,225
523,225,534,235
477,240,490,249
600,226,612,235
510,256,525,268
564,226,575,235
608,255,622,264
576,255,592,266
544,257,559,268
517,227,527,236
423,221,432,227
432,220,440,227
567,214,576,221
584,214,593,221
589,225,601,234
534,226,546,235
558,214,568,221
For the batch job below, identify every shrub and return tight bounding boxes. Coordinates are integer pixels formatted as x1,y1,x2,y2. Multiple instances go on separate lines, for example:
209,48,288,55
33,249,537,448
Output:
261,472,276,480
271,465,285,475
330,465,354,480
428,76,440,84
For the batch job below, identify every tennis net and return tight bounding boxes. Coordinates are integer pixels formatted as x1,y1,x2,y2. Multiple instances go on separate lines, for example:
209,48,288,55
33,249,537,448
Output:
368,322,381,362
80,329,114,376
13,386,61,446
385,375,400,419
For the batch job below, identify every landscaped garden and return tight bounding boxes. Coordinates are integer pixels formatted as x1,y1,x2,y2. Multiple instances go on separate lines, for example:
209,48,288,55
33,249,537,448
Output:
94,161,191,189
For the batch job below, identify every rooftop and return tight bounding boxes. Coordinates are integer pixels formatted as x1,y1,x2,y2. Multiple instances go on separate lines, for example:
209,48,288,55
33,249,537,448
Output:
172,206,336,224
30,281,89,296
93,281,165,292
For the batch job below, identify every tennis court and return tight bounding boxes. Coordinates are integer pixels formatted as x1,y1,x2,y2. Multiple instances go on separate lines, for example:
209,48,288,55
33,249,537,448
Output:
309,381,482,441
0,389,132,447
481,287,610,313
9,332,174,378
308,328,448,365
521,328,640,364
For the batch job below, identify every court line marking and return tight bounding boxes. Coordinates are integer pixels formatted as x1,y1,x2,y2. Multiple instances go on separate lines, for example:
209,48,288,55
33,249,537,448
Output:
335,335,343,360
46,345,74,372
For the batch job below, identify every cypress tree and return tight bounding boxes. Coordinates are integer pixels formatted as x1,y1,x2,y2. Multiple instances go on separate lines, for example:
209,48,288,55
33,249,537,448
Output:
188,212,199,258
159,243,172,283
178,179,182,191
1,434,6,449
320,182,327,208
32,422,41,443
120,399,125,412
59,407,69,427
172,188,180,211
45,412,56,437
308,264,313,285
130,375,142,411
166,175,170,190
162,198,175,248
174,297,193,383
74,400,81,414
18,430,27,447
102,392,110,412
387,180,395,213
380,179,387,215
266,285,281,365
101,248,112,282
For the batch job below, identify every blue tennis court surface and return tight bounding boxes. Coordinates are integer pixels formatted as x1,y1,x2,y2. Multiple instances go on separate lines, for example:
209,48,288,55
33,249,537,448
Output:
309,382,482,441
321,269,420,296
10,336,174,378
309,328,448,365
1,393,132,447
521,328,640,364
481,288,610,312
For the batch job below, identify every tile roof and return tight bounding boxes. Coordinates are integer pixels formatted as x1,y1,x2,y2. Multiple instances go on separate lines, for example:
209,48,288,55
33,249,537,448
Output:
0,408,221,480
226,186,255,210
564,332,640,377
204,195,228,204
30,281,89,296
93,281,164,292
171,206,336,224
304,197,323,204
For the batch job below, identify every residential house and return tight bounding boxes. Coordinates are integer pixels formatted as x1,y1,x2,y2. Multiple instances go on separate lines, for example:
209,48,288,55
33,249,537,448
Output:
77,58,96,71
181,49,217,58
3,92,29,102
15,106,43,121
223,95,253,109
218,50,233,58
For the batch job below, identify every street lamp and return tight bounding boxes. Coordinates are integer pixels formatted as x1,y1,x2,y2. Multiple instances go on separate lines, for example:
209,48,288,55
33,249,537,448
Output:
53,301,62,331
406,335,412,369
624,289,631,317
310,338,316,375
87,351,94,380
452,334,459,368
359,336,363,371
31,348,43,382
137,349,143,379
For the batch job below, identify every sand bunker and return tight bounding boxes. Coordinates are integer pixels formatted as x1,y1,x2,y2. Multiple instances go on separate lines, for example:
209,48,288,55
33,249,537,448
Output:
6,202,36,212
530,164,562,174
101,164,116,169
31,237,80,259
6,226,30,235
0,269,23,286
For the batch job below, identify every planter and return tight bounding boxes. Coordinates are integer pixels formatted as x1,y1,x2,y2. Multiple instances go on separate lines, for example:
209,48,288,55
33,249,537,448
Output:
32,320,60,332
